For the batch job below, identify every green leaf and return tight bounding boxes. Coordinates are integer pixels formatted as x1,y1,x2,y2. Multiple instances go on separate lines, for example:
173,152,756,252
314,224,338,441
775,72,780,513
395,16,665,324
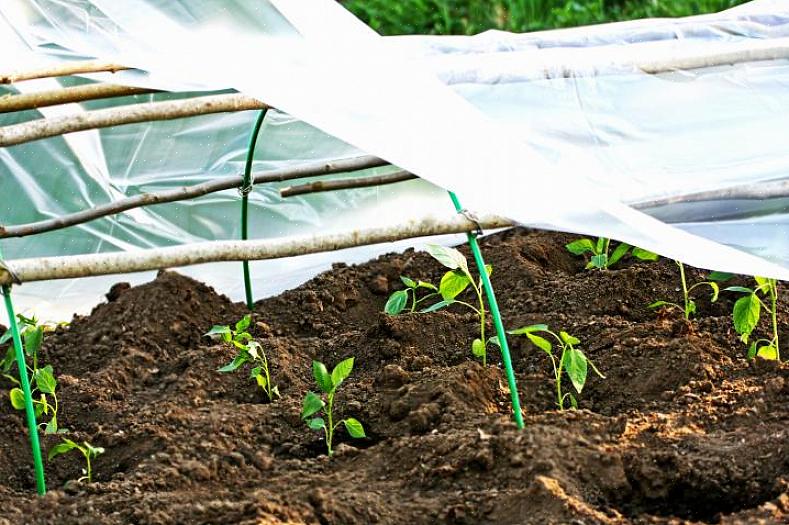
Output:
246,341,261,360
400,276,417,288
312,361,333,393
308,417,326,430
568,393,578,410
754,276,769,288
562,348,589,394
344,418,366,438
204,325,231,338
384,290,409,315
471,338,486,358
724,286,754,294
439,270,471,301
1,346,16,372
34,365,57,394
24,326,43,358
747,341,758,359
249,366,262,378
703,282,720,302
44,418,58,435
687,300,697,316
707,271,733,282
508,324,549,335
488,335,500,348
421,300,454,313
301,391,325,419
217,355,247,373
484,264,493,277
0,328,12,345
648,301,671,309
9,388,25,410
426,244,468,272
255,373,267,390
48,438,78,461
235,315,251,333
630,247,659,261
595,237,606,253
757,343,779,360
84,443,105,458
417,281,437,291
526,333,552,354
590,254,608,269
732,294,760,337
607,243,631,266
559,331,580,346
565,239,595,256
331,357,354,388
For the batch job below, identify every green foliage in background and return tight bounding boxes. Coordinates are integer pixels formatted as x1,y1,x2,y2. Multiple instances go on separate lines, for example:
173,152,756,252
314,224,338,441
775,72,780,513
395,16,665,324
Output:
343,0,747,35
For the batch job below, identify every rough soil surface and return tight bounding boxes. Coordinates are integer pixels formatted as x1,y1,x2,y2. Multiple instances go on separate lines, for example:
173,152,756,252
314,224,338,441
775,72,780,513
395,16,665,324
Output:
0,228,787,524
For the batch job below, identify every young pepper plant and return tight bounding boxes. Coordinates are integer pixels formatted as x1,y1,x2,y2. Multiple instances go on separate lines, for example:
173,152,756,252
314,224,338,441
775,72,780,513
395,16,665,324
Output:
566,237,657,270
385,276,438,314
48,438,104,483
508,325,604,410
725,277,781,361
205,315,279,401
1,314,66,434
649,262,722,319
301,357,365,456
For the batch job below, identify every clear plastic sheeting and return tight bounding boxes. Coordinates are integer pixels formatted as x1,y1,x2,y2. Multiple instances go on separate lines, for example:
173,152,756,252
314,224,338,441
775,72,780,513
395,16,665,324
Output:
1,0,788,322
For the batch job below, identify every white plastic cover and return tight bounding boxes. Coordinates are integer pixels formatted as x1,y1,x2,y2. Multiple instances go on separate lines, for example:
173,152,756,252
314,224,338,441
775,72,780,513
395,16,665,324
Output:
1,0,788,321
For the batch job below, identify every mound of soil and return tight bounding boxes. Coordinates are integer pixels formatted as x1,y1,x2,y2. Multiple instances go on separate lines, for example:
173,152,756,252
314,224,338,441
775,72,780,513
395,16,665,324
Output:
0,228,787,524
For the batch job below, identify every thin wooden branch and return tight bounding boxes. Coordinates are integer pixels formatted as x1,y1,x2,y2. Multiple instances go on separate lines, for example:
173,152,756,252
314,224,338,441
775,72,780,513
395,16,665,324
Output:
0,155,389,239
0,61,131,84
0,214,513,285
0,93,268,147
632,179,789,209
280,170,418,197
0,84,157,113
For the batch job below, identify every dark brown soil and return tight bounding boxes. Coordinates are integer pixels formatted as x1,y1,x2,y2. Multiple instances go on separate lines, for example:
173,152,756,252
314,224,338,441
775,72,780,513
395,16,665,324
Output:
0,228,787,524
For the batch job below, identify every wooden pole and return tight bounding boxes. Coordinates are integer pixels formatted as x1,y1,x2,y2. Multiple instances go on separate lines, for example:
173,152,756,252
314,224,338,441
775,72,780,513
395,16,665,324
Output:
0,84,157,113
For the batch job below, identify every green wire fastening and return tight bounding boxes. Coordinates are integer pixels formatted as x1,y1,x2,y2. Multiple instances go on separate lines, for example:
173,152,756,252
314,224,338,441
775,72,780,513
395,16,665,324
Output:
0,249,46,494
241,109,269,310
448,191,525,429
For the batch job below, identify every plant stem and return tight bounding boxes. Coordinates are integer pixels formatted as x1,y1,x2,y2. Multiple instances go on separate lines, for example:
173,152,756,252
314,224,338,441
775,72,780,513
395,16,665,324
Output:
84,450,92,483
770,280,780,361
326,392,335,456
477,286,487,367
552,353,564,410
678,261,690,319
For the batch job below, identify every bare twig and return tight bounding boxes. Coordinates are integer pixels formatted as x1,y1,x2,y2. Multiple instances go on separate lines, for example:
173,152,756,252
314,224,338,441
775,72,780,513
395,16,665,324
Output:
0,93,268,147
632,179,789,209
0,61,131,84
0,84,157,113
280,170,418,197
0,214,513,285
0,155,390,238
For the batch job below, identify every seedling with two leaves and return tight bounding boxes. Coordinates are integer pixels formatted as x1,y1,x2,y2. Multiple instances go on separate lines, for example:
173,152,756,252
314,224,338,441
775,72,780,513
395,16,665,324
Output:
385,276,438,315
726,276,781,361
508,325,604,410
649,263,725,319
48,438,104,483
1,314,67,434
566,237,657,270
301,357,365,456
386,244,495,366
205,315,279,401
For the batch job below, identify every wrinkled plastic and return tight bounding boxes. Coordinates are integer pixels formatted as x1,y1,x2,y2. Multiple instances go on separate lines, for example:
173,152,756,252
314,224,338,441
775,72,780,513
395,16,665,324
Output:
1,0,788,321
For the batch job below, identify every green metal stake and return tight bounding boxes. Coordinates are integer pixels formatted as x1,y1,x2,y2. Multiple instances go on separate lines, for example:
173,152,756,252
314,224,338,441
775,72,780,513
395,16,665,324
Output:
0,253,46,494
448,191,525,429
240,109,269,310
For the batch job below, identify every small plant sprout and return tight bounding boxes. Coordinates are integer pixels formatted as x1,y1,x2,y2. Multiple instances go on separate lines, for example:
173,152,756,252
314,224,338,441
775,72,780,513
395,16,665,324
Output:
301,357,365,456
565,237,657,270
508,325,604,410
649,262,722,319
1,314,66,434
725,277,781,361
205,315,279,401
48,438,104,483
417,244,495,366
385,276,438,315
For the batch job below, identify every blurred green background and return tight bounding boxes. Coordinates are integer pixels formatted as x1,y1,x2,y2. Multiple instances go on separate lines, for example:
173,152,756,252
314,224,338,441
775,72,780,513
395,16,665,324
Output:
343,0,748,35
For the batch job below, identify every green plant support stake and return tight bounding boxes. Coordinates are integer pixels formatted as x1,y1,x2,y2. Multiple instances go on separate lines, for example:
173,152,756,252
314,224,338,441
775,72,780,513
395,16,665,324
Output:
240,108,269,310
0,251,46,494
447,191,525,429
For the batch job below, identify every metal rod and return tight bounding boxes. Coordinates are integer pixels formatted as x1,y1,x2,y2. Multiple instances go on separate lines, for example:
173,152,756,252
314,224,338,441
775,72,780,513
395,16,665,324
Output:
448,191,525,430
241,109,268,309
0,246,46,494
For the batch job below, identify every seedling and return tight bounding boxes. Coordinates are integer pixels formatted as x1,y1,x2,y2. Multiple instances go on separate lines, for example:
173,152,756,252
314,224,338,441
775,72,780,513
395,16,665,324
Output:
649,262,722,319
508,325,604,410
301,357,365,456
725,276,781,361
566,237,657,270
48,438,104,483
1,314,66,434
205,315,279,401
385,276,438,314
